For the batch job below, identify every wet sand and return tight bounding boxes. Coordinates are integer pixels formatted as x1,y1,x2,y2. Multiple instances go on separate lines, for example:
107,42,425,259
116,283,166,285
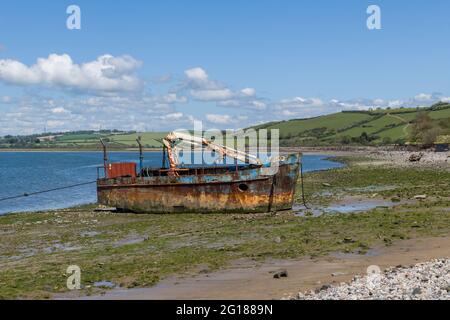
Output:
73,235,450,300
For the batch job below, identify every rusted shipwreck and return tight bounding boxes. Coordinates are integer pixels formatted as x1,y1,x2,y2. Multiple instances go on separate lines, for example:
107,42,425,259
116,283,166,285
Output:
97,132,301,213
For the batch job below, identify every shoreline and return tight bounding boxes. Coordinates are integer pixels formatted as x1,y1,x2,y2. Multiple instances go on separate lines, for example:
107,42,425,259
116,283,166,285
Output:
0,148,163,153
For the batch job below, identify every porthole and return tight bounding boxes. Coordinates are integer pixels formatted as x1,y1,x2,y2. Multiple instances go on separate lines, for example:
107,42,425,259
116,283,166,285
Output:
238,183,249,192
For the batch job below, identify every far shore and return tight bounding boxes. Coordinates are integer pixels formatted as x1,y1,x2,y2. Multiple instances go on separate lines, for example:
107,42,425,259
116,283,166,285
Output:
0,146,336,153
0,148,163,153
0,145,420,153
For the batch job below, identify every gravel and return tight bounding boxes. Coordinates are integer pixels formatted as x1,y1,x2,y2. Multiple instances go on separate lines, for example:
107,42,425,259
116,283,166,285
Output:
370,150,450,169
294,259,450,300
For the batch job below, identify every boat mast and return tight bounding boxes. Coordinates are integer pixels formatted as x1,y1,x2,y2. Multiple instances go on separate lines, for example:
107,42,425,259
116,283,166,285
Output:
100,138,108,177
136,136,144,172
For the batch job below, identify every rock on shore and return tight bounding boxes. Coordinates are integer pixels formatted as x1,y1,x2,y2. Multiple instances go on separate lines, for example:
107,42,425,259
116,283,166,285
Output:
370,150,450,169
295,259,450,300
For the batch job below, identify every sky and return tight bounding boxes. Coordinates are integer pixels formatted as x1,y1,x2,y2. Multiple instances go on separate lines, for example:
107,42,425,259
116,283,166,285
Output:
0,0,449,135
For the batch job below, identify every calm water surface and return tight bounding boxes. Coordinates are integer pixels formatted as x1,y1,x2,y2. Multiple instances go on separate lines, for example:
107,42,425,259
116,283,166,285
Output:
0,152,343,214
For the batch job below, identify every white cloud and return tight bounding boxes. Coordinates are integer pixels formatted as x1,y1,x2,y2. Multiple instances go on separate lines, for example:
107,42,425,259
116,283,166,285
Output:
51,107,69,114
164,93,187,104
217,99,266,110
248,100,266,109
46,120,66,128
206,114,232,124
241,88,256,97
414,93,432,101
0,54,143,94
190,89,234,101
278,97,324,108
1,96,12,103
387,100,402,108
280,109,297,117
185,67,209,83
182,67,260,107
273,97,326,117
0,90,191,135
373,98,384,105
217,100,240,107
161,112,184,121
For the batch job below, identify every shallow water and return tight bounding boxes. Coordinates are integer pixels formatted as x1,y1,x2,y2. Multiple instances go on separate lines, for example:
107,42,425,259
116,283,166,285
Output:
329,248,383,259
0,152,343,215
295,199,395,217
325,200,394,214
93,281,117,289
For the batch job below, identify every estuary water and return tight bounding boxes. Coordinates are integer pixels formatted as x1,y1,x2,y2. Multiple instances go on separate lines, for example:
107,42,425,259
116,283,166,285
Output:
0,152,343,215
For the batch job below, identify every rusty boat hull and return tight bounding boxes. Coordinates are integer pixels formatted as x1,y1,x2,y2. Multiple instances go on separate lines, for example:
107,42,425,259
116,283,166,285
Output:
97,153,301,214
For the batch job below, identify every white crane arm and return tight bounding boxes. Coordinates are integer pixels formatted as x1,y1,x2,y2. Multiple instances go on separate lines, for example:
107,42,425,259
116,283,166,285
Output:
163,131,262,169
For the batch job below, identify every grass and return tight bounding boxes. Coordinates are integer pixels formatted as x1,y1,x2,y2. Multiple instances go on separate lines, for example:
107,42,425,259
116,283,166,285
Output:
29,132,167,150
56,133,104,142
108,132,167,148
374,125,410,141
429,108,450,119
256,104,450,145
57,132,168,149
336,116,400,137
262,112,374,137
0,156,449,299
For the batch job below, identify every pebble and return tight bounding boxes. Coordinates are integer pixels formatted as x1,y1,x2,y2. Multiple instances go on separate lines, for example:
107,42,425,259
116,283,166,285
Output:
372,150,450,169
294,258,450,300
273,269,288,279
331,272,347,277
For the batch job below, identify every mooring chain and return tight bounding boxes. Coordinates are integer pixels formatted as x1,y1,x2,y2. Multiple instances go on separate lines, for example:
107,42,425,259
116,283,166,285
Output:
0,181,97,203
300,162,310,209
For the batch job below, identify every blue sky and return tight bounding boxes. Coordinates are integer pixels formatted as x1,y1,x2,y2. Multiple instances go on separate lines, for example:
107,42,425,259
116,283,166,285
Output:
0,0,449,134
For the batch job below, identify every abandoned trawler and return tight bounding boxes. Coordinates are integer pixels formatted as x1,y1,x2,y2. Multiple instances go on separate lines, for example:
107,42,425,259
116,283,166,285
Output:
97,132,301,213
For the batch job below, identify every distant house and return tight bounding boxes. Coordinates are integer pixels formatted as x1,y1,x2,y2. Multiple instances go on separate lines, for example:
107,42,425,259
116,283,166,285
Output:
36,134,63,143
37,135,56,142
434,135,450,152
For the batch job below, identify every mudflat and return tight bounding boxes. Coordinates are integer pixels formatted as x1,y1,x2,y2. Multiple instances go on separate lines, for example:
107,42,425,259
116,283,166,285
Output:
77,236,450,300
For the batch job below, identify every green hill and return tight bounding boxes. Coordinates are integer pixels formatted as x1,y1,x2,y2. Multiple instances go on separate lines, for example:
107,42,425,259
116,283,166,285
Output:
2,103,450,149
0,130,168,150
253,103,450,146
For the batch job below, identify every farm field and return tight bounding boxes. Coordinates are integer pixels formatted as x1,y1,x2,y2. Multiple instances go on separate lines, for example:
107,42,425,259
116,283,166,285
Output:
254,104,450,146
